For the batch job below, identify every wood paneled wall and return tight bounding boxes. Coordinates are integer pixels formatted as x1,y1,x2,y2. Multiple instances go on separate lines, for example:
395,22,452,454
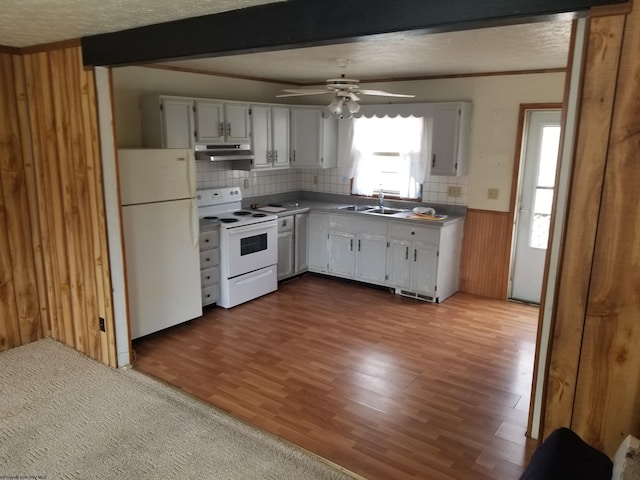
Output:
0,47,116,366
543,4,640,455
459,209,511,299
0,53,43,350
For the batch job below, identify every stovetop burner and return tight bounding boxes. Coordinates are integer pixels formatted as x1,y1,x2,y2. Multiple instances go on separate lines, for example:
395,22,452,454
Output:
197,188,278,228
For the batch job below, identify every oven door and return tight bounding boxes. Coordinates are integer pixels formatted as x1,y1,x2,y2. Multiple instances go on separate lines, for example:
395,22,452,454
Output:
223,220,277,278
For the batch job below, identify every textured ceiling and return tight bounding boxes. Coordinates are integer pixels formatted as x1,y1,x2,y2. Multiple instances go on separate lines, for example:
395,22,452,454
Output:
0,1,570,83
0,0,283,48
157,21,572,84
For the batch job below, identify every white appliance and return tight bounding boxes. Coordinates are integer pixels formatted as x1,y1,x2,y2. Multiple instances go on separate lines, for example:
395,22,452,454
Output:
197,187,278,308
118,148,202,339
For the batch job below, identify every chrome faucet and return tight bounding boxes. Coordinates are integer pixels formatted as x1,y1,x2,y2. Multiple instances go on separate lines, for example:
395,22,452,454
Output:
378,185,384,208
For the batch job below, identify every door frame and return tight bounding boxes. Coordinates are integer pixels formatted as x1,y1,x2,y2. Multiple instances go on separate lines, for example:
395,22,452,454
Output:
508,105,563,302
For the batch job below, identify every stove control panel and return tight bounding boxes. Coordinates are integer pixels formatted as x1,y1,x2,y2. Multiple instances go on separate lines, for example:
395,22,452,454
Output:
197,187,243,208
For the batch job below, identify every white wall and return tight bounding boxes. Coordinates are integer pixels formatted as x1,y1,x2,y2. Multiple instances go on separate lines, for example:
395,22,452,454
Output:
112,67,565,210
359,73,565,211
112,66,289,147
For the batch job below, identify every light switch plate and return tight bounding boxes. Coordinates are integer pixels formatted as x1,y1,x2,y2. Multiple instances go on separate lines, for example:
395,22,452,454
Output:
488,188,499,200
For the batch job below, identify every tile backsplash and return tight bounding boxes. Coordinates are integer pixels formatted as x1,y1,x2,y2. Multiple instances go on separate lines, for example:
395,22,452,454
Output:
196,160,467,205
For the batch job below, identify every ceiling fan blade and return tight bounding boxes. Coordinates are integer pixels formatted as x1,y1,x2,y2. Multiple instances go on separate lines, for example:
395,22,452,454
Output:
276,88,329,98
347,92,360,102
357,89,416,98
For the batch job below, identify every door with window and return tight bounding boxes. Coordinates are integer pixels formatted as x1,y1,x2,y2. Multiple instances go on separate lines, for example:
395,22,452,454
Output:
511,110,561,304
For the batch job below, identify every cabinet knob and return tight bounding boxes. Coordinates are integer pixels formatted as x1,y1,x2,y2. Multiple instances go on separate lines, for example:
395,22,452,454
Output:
411,231,415,235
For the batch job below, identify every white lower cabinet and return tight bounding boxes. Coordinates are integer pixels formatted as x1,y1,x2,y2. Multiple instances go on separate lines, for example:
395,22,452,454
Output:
199,224,220,306
328,231,356,278
326,215,387,284
308,212,464,303
294,213,309,274
277,216,295,280
387,221,462,302
355,232,387,284
308,212,329,273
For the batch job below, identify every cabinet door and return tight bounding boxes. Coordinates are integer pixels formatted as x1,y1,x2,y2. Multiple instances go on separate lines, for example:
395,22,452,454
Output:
411,242,439,296
271,106,290,168
387,239,412,289
278,231,295,280
294,213,309,274
291,108,321,168
161,97,194,148
328,231,355,278
250,105,271,169
308,213,329,272
194,100,224,143
431,104,460,176
224,103,251,143
356,234,387,284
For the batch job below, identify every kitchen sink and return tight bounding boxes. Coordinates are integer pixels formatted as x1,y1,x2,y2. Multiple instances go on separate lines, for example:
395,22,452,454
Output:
365,207,409,215
338,205,377,212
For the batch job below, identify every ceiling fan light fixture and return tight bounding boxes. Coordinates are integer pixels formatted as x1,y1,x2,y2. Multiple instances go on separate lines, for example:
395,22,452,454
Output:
328,96,345,115
346,98,361,115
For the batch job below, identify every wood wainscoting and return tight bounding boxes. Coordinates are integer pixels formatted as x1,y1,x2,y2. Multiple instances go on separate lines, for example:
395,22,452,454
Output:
0,47,116,366
459,209,511,300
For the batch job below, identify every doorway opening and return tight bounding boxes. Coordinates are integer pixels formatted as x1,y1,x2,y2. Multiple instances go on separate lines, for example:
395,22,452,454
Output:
510,107,562,304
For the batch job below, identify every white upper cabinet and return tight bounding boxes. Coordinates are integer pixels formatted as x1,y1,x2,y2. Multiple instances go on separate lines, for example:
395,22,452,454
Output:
250,105,290,170
430,102,472,176
290,107,338,169
194,100,251,144
141,95,195,148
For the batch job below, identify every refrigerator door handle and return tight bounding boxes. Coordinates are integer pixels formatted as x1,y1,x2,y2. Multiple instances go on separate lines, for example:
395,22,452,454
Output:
190,198,198,247
187,149,196,195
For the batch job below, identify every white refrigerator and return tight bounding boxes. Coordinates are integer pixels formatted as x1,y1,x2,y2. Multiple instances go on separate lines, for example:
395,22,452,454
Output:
118,148,202,339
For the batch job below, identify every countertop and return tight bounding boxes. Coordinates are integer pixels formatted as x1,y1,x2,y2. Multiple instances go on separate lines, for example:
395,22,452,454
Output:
247,200,465,227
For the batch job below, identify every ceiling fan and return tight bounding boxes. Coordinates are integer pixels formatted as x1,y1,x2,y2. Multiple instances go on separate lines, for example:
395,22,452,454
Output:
276,59,415,117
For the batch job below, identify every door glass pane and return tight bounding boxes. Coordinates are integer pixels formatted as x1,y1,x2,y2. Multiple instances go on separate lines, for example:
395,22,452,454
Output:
530,188,553,249
537,126,561,187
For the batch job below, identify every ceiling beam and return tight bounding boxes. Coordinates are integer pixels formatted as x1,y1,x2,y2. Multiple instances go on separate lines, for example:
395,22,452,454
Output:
81,0,624,67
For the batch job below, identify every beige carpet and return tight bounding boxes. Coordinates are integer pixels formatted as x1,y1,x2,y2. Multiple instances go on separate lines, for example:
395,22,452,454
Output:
0,339,362,480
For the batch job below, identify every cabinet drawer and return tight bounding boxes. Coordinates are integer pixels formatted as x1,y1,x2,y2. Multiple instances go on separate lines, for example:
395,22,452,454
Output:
277,216,294,233
200,266,220,288
389,222,440,243
199,247,219,269
199,229,220,251
202,284,219,306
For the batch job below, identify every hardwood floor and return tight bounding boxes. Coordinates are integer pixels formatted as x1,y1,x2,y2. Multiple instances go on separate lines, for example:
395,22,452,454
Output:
133,274,539,480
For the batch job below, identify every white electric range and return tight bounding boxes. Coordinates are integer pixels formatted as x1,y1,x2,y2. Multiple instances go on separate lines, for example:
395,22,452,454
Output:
196,187,278,308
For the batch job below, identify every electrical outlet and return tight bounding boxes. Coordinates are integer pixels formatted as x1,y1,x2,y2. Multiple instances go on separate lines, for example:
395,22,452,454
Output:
447,186,462,198
243,178,250,189
313,175,318,185
487,188,499,200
